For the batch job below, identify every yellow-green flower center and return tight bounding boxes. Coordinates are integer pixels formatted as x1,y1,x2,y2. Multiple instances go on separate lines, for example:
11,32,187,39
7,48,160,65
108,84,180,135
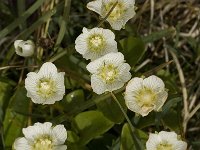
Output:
37,77,56,99
32,136,53,150
87,34,105,52
99,64,118,83
104,2,125,21
157,142,173,150
135,87,157,110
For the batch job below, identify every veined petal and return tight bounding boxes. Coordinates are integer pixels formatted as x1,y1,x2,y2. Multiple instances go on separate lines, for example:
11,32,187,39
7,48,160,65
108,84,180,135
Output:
143,75,165,92
123,0,135,6
13,137,31,150
173,141,187,150
86,58,104,74
103,52,124,66
75,33,88,55
38,62,58,77
146,133,162,150
87,0,102,14
91,75,107,94
106,80,124,92
108,19,124,30
159,131,178,143
23,122,52,142
154,91,168,111
125,77,143,93
118,63,131,82
52,125,67,145
124,95,142,115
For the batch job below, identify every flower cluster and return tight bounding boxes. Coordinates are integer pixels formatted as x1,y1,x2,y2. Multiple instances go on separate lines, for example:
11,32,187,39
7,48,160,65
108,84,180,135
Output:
12,0,188,149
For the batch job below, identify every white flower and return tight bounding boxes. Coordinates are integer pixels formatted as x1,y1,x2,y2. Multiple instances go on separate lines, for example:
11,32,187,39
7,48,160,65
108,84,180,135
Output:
14,40,35,57
87,0,136,30
13,122,67,150
146,131,187,150
75,27,118,61
25,62,65,104
86,52,131,94
124,75,168,116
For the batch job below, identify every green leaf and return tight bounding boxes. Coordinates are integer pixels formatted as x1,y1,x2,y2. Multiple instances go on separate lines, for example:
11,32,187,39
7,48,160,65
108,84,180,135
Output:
135,113,156,129
162,109,181,133
0,79,13,107
120,123,136,150
67,131,88,150
3,86,30,148
63,89,85,112
67,130,80,143
96,93,126,124
71,110,114,146
119,36,145,66
161,97,182,117
120,123,148,150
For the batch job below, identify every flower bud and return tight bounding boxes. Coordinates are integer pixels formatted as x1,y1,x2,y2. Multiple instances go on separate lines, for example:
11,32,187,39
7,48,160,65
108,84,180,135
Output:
14,40,35,57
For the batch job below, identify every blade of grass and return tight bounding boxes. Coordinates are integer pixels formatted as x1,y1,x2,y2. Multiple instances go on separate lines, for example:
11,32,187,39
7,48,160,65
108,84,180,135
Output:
17,0,26,30
55,0,71,47
0,0,46,39
142,27,175,44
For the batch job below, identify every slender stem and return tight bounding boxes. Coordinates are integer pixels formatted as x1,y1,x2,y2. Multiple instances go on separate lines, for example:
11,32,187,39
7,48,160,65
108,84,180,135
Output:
110,92,134,131
110,92,144,150
97,1,118,27
28,101,33,126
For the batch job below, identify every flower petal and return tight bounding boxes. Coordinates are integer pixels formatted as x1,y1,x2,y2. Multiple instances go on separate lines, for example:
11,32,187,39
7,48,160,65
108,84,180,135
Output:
52,125,67,145
124,95,142,115
154,91,168,111
146,133,162,150
125,77,143,93
38,62,58,77
173,141,187,150
22,122,52,142
86,58,104,74
91,75,107,94
13,137,31,150
143,75,165,92
87,0,102,14
103,52,124,66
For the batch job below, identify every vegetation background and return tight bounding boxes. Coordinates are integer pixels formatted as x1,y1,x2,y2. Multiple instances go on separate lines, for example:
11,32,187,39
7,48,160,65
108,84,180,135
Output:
0,0,199,149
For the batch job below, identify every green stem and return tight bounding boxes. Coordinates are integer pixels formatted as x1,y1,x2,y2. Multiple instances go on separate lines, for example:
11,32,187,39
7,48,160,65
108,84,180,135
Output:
97,1,118,27
110,92,144,150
